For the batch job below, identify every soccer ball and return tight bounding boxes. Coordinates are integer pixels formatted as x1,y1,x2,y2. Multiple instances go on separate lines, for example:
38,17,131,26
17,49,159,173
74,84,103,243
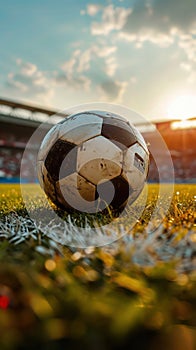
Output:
37,110,149,215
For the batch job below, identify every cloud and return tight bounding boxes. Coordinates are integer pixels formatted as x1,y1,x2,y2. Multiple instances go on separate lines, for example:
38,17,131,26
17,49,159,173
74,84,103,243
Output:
104,56,117,77
61,49,81,77
6,57,93,105
118,31,174,48
178,34,196,62
180,62,192,72
61,44,118,77
16,59,37,76
62,48,91,75
77,49,92,73
7,74,27,92
60,43,122,100
91,45,118,76
91,4,132,35
120,0,196,59
5,23,131,108
123,0,195,34
86,4,100,16
6,59,54,103
88,1,196,63
56,73,91,91
59,49,92,90
61,48,92,75
98,79,127,102
92,45,117,58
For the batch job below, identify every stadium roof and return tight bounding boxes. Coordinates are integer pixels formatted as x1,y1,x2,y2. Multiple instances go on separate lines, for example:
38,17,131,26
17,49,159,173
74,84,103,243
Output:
0,97,195,131
0,97,67,117
0,97,68,127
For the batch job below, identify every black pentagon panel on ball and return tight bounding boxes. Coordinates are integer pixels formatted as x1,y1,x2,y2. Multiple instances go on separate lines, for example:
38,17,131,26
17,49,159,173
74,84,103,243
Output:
101,111,129,124
42,165,57,205
96,174,132,211
45,139,77,182
101,117,137,150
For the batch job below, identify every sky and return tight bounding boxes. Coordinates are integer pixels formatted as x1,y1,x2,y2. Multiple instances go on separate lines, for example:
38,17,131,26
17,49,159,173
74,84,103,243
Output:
0,0,196,121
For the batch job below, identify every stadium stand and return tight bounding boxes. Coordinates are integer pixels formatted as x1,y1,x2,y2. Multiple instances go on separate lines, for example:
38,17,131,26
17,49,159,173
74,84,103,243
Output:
0,98,195,183
144,120,196,183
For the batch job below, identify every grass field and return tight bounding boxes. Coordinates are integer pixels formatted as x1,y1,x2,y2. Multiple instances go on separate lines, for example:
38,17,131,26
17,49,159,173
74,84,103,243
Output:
0,184,195,350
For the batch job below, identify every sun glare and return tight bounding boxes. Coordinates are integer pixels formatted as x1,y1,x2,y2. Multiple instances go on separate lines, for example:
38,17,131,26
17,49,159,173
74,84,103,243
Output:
167,94,196,120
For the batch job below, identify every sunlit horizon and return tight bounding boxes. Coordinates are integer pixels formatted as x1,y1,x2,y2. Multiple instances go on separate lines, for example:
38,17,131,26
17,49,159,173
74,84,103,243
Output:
166,94,196,121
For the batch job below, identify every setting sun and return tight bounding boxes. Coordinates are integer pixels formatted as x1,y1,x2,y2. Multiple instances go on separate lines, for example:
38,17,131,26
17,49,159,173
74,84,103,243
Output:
167,94,196,120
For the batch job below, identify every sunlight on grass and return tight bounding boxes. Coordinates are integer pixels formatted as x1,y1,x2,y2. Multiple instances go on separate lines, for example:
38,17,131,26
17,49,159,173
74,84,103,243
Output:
0,183,195,349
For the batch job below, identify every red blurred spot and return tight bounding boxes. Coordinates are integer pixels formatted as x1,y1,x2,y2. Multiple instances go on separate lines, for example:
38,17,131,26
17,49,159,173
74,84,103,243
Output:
0,295,10,309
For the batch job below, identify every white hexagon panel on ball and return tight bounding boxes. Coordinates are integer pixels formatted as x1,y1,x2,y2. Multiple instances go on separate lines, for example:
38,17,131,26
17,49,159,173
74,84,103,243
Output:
123,143,149,191
58,113,103,144
56,172,98,213
77,135,123,185
88,110,129,123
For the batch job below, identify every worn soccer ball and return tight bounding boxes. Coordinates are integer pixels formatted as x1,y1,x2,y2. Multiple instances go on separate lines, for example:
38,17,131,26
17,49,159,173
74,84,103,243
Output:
37,111,149,214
